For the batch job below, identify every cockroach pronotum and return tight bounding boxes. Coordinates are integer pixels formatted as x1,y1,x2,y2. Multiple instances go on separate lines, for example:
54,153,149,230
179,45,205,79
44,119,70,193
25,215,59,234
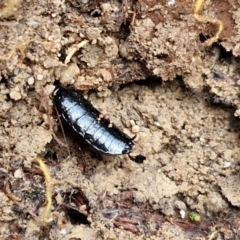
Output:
53,87,135,155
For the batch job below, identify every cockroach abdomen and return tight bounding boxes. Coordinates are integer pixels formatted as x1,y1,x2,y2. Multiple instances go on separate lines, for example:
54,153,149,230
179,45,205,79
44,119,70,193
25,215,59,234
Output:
53,87,134,155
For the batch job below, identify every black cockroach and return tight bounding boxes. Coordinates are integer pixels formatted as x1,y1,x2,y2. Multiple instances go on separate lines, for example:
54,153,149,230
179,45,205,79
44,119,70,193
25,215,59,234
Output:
53,87,134,155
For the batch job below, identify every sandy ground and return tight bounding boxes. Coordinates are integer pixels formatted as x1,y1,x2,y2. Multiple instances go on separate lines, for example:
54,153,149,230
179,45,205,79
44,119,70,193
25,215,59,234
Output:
0,0,240,239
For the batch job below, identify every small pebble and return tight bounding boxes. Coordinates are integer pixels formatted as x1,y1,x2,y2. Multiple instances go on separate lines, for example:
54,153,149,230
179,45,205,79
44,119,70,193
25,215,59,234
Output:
130,119,140,133
130,120,135,126
27,77,34,85
223,161,231,168
14,168,23,179
9,90,22,100
80,205,87,211
60,229,67,235
132,125,140,133
180,209,186,218
36,74,43,81
234,109,240,117
174,200,187,211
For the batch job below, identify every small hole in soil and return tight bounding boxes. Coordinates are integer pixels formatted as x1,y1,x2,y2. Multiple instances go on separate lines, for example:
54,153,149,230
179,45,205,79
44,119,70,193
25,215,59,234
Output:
130,154,146,164
199,33,210,43
0,74,8,84
133,76,162,88
43,151,58,162
120,20,131,38
62,188,90,225
53,79,61,86
22,57,32,65
156,53,168,59
215,44,232,64
67,209,90,225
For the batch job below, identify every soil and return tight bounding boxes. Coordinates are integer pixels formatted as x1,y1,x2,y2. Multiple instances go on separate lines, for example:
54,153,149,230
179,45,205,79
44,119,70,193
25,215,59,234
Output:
0,0,240,239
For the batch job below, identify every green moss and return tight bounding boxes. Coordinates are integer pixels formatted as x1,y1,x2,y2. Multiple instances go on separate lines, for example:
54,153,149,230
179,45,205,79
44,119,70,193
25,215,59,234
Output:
188,211,201,223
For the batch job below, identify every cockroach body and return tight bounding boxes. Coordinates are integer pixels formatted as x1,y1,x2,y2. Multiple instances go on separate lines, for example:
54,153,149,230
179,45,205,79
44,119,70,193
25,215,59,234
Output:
53,87,134,155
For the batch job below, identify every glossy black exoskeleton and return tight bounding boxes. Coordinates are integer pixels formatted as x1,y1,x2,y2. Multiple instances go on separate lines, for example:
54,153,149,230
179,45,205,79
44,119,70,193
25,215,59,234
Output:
53,87,134,155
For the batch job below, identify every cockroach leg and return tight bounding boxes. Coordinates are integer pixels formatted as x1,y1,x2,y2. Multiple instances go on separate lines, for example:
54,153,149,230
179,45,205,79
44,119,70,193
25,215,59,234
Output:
53,106,71,157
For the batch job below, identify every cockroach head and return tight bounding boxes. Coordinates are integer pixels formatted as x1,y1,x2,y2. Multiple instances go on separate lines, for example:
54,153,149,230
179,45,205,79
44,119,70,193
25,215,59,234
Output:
53,87,67,103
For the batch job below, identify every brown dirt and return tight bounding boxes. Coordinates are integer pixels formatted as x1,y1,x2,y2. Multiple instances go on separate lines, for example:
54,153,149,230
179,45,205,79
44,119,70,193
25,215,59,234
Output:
0,0,240,239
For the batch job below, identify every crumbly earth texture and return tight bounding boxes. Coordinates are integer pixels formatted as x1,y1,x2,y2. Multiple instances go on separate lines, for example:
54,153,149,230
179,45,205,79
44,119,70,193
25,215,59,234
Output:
0,0,240,239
